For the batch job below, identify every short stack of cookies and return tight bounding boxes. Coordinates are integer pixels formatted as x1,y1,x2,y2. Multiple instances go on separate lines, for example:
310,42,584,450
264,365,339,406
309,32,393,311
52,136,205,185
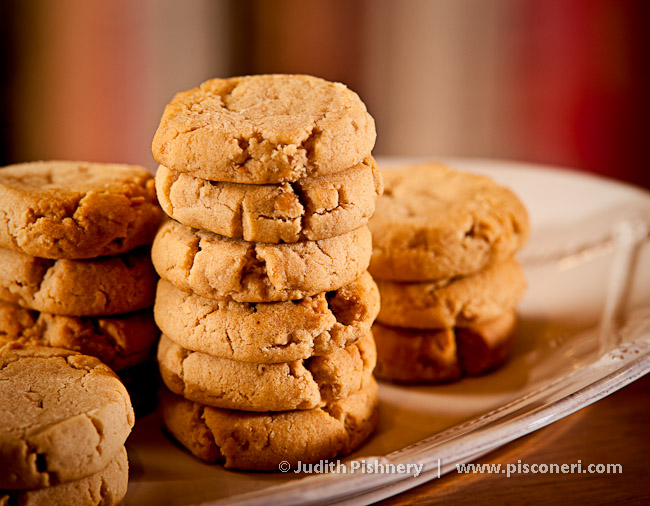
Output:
368,163,530,382
150,74,383,470
0,344,134,505
0,161,163,410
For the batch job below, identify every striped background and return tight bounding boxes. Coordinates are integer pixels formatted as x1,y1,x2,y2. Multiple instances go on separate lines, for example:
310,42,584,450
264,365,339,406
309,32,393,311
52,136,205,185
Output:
1,0,647,188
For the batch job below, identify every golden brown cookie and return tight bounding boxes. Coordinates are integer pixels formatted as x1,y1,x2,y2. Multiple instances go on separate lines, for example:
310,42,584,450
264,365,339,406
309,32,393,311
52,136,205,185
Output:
0,344,134,490
369,163,529,281
155,156,382,243
373,310,516,382
0,246,157,316
376,258,526,329
157,331,376,412
0,446,129,506
160,377,379,470
152,74,376,184
0,161,162,260
0,301,159,371
152,220,372,302
154,271,379,363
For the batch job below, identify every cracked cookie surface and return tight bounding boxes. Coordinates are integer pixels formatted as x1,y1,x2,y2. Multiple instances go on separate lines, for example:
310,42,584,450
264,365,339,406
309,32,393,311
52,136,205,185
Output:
0,301,159,371
376,258,526,329
160,377,379,470
157,331,376,412
152,74,376,184
369,163,529,281
0,446,129,506
155,272,379,363
0,246,157,316
373,310,516,382
0,161,163,260
152,220,372,302
0,344,134,490
155,156,382,243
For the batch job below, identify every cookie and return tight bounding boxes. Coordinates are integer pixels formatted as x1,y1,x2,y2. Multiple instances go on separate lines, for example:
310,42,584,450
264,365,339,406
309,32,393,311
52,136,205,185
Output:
373,310,516,382
152,220,372,302
0,301,159,371
157,331,376,412
0,344,134,490
0,246,157,316
0,161,162,260
152,74,376,184
0,446,128,506
160,377,379,470
154,271,379,363
369,163,529,281
376,258,526,329
456,309,517,375
155,156,382,243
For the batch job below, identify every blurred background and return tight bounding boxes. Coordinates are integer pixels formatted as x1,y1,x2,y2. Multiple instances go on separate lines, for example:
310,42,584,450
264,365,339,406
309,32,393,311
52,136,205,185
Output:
1,0,648,188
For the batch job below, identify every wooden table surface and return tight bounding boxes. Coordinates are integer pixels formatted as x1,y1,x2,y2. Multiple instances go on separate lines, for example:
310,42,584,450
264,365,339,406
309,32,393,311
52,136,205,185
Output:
380,372,650,506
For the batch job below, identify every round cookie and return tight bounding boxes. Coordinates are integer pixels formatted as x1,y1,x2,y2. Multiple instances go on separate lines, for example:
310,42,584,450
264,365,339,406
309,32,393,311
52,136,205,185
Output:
373,310,516,382
0,301,159,371
376,258,526,329
152,220,372,302
157,331,376,412
369,163,529,281
0,344,134,490
155,156,382,243
0,446,129,506
152,74,376,184
0,161,162,260
160,378,379,470
0,246,157,316
154,271,379,363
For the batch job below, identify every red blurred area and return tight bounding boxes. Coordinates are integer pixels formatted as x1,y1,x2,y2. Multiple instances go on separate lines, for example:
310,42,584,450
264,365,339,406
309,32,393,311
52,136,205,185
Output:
520,0,649,188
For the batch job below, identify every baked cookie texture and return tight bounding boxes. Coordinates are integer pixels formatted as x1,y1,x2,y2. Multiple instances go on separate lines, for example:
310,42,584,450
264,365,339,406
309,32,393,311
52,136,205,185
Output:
160,378,379,470
152,74,376,184
158,332,376,412
155,272,379,363
373,310,516,382
0,161,162,260
0,344,134,490
0,301,159,371
0,446,129,506
0,246,157,316
152,219,372,302
376,258,526,329
368,163,529,281
155,156,382,243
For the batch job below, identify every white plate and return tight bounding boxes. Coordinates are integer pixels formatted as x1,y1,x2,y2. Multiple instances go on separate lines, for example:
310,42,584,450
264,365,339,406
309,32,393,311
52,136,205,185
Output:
123,158,650,506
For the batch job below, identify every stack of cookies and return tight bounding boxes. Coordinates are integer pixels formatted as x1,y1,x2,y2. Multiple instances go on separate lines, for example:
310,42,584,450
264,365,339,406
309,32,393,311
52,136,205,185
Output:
368,163,530,382
150,74,383,470
0,344,133,505
0,161,163,409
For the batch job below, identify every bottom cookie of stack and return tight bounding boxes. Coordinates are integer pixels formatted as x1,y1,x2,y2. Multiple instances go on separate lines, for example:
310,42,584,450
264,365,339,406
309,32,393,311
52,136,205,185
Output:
373,310,516,382
0,447,129,506
160,378,379,470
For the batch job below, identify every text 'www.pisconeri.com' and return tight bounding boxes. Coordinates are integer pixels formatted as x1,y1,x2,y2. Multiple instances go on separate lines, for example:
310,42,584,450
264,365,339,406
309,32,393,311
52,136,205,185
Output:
456,460,623,478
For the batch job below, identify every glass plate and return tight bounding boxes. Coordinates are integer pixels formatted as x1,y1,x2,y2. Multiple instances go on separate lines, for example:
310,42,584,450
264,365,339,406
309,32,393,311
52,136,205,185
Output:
124,158,650,505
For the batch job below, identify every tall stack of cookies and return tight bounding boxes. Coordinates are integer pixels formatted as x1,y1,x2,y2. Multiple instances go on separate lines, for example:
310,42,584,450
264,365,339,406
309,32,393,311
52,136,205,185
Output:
368,163,530,382
0,161,163,410
150,74,382,470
